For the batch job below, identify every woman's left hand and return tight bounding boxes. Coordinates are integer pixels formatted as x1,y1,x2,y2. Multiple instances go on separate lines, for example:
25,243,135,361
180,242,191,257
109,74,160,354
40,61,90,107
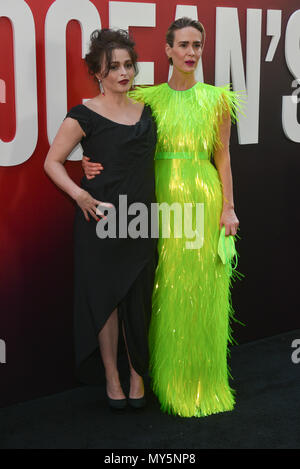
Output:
219,207,239,236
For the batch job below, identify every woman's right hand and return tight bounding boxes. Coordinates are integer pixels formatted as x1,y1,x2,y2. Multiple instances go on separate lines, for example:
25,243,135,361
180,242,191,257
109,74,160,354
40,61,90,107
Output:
82,156,103,179
75,189,111,222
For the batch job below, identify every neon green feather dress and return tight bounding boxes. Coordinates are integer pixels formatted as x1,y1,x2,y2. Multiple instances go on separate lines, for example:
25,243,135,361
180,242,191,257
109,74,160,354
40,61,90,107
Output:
130,81,244,417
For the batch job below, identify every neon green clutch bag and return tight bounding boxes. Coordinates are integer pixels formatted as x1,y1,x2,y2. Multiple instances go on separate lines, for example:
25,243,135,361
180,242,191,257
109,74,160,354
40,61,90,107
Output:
218,226,237,266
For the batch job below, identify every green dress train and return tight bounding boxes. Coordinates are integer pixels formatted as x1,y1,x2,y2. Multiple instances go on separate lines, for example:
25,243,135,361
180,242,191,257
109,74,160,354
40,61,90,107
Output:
130,81,244,417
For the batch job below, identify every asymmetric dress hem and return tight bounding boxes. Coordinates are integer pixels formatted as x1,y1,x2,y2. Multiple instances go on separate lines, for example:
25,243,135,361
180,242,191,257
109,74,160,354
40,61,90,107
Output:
66,103,157,385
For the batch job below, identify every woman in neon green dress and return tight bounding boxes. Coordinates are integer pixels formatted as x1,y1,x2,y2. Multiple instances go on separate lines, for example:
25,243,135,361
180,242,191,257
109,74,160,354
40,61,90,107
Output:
83,18,244,417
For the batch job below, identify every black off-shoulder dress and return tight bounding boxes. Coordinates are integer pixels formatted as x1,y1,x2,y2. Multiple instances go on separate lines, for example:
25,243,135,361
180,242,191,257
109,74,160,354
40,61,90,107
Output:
65,103,157,385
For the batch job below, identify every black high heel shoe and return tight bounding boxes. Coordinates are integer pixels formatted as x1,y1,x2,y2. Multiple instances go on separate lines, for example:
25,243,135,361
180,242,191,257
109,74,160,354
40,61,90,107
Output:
107,394,127,410
128,395,146,409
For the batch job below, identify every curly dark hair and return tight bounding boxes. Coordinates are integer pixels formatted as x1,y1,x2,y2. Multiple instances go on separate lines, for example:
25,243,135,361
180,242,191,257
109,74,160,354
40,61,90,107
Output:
166,17,206,65
84,28,138,80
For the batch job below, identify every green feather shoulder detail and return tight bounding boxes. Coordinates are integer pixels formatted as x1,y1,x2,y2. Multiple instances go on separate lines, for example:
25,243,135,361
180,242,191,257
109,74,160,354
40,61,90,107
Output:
128,83,165,106
129,82,246,158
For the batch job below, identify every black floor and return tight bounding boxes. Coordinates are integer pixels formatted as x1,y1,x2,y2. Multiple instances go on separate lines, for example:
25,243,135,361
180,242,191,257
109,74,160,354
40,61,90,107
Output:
0,329,299,449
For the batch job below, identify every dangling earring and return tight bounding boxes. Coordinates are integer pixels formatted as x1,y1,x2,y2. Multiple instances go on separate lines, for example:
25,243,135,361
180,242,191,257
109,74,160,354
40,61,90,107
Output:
98,79,105,96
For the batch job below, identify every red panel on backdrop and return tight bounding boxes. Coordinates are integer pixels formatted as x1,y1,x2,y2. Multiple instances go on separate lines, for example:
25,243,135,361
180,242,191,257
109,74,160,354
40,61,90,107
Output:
1,0,300,406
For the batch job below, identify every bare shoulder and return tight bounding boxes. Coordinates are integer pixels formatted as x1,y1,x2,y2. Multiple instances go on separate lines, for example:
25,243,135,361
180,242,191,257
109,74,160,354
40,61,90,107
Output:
60,116,85,138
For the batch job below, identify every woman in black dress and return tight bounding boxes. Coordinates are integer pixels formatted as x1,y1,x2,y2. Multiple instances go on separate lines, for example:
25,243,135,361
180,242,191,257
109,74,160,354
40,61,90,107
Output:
44,29,157,409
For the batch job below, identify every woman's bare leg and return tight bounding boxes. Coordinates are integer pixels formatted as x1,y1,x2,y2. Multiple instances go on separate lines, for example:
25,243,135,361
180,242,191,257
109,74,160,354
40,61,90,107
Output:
122,322,144,399
98,308,126,399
